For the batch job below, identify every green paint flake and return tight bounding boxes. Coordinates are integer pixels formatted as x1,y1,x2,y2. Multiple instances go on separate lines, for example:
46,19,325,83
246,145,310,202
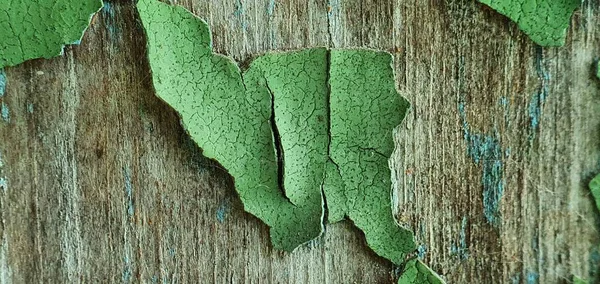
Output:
0,0,102,68
138,0,323,251
397,259,445,284
590,174,600,212
138,0,416,264
327,49,414,264
479,0,580,46
244,48,330,208
573,275,589,284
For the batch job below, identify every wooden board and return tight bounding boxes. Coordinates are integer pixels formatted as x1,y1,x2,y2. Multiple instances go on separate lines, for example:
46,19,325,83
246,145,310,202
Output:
0,0,599,282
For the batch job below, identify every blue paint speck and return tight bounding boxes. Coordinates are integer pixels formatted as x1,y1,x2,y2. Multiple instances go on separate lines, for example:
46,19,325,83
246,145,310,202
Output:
102,2,120,42
0,177,7,192
417,244,427,259
500,96,510,127
27,103,34,114
0,69,6,97
1,102,9,123
123,167,134,217
216,201,229,223
450,216,469,260
459,101,504,226
122,256,132,283
526,270,539,284
169,248,176,257
233,0,248,30
267,0,276,15
510,274,521,284
528,47,549,140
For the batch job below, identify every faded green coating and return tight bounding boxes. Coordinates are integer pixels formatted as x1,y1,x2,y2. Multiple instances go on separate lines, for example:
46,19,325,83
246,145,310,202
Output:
590,173,600,212
245,49,330,207
0,0,102,68
397,259,445,284
479,0,580,46
138,0,324,251
327,50,415,264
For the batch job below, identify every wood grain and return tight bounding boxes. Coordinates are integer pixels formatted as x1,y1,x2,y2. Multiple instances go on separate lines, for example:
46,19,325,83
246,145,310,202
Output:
0,0,599,283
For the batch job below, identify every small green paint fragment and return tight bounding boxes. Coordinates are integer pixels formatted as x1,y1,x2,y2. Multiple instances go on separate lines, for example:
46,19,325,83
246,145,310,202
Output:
573,275,589,284
479,0,580,46
0,0,103,68
596,62,600,79
398,259,445,284
589,174,600,212
138,0,416,265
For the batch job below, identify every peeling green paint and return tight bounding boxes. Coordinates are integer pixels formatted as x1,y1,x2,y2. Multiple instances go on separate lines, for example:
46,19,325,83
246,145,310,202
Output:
0,0,103,68
138,0,324,251
397,259,445,284
138,0,417,266
327,49,414,264
573,275,589,284
589,174,600,212
478,0,581,46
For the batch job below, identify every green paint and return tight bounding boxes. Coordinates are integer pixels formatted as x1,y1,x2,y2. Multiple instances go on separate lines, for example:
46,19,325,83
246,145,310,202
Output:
479,0,580,46
327,49,414,264
138,0,417,264
244,48,330,208
0,0,102,68
590,174,600,212
397,259,445,284
573,275,589,284
138,0,323,251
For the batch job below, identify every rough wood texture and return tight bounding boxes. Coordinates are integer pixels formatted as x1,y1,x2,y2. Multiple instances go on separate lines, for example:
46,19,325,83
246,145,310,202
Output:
0,0,599,283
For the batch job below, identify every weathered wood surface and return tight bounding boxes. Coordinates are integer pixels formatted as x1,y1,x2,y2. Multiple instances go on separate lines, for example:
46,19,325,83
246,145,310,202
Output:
0,0,599,283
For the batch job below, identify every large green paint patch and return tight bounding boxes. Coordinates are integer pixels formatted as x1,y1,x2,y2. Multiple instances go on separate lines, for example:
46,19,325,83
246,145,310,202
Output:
0,0,102,68
137,0,422,270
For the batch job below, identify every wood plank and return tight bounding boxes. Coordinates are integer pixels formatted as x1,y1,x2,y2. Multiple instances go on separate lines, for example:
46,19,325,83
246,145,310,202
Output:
0,0,598,282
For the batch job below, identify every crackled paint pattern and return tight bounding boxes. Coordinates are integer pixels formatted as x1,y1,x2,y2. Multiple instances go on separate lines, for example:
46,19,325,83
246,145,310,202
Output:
479,0,580,46
244,48,330,207
327,50,414,265
397,259,444,284
0,0,102,68
137,0,324,251
138,0,419,267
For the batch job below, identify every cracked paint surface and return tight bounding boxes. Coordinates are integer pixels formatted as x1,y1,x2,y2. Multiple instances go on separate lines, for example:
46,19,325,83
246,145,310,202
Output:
397,259,444,284
479,0,580,46
327,49,414,265
0,0,102,68
138,0,417,266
